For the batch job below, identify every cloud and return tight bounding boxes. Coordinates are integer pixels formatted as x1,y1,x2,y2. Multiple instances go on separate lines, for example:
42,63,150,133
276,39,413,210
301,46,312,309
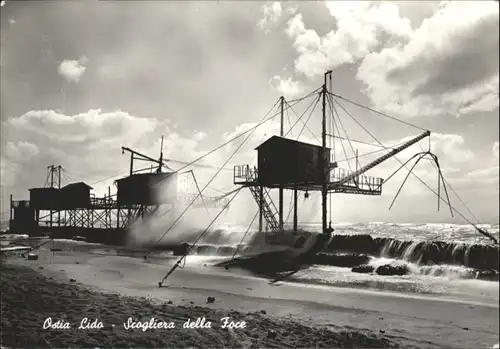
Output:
494,141,499,158
1,107,272,202
357,1,499,118
270,75,305,98
285,2,412,78
1,109,161,193
57,57,88,83
257,2,283,34
285,1,499,118
3,141,39,158
0,142,40,196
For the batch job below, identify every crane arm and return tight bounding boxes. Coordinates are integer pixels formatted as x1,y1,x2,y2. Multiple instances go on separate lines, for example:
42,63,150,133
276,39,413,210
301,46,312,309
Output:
121,147,173,171
334,130,431,186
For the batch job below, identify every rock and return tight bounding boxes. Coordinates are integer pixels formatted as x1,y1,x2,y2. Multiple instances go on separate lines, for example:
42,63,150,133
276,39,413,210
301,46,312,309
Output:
76,261,80,264
476,270,499,282
267,329,277,339
379,329,385,334
215,250,297,274
327,234,377,254
27,253,38,261
207,296,215,304
352,264,374,274
260,310,267,314
167,300,173,304
69,278,76,282
190,301,194,304
375,264,410,276
38,266,44,270
313,253,371,268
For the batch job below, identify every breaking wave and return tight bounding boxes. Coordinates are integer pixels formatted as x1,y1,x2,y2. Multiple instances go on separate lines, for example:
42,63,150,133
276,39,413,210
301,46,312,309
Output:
143,222,499,282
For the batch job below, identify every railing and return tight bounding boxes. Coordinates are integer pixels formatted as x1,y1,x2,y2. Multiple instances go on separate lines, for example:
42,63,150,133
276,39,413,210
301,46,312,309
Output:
234,164,257,184
330,168,383,191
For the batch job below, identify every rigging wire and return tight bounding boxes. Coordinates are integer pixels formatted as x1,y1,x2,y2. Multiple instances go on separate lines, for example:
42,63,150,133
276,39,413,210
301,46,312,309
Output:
328,98,353,172
284,94,321,140
146,97,291,256
285,103,294,138
335,139,421,165
415,142,482,225
154,91,320,188
330,96,494,241
328,135,393,149
328,94,360,170
295,98,322,143
157,187,243,286
328,92,427,132
284,98,321,143
229,209,259,261
332,117,353,172
86,91,321,188
283,96,322,224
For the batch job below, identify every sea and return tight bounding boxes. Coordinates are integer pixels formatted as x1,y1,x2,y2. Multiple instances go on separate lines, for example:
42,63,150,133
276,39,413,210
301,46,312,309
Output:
1,222,499,305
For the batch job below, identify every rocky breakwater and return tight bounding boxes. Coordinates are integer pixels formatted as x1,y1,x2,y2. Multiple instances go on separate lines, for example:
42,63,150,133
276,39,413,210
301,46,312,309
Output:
325,234,499,277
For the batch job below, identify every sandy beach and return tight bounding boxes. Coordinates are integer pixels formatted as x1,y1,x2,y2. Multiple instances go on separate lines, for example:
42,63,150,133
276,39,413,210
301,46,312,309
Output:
2,262,401,348
1,244,498,349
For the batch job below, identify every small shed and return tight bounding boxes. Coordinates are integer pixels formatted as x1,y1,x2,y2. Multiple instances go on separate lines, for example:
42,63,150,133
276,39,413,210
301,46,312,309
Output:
116,172,177,206
256,136,331,186
59,182,93,209
10,200,37,234
29,187,61,210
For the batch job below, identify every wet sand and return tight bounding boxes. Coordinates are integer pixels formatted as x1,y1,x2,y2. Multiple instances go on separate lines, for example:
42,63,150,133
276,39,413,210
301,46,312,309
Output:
2,248,499,348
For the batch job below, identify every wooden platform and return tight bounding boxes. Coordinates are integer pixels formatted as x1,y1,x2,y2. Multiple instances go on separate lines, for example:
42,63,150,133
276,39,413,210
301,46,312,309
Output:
233,165,383,195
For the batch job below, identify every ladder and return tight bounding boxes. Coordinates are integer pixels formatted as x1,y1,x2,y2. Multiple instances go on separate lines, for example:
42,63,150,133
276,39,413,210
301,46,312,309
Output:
245,171,282,235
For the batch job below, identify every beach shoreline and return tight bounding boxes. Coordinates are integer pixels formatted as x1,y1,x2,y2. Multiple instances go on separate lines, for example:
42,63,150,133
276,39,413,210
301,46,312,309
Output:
2,261,411,349
1,247,498,349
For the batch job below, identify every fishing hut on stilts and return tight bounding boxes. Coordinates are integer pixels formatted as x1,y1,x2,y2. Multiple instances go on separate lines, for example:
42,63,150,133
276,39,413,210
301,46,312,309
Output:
234,71,428,249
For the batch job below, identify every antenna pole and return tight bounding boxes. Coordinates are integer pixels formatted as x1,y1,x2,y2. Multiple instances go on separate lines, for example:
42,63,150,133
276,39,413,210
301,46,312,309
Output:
49,165,54,227
158,135,164,173
322,71,332,234
279,96,284,231
356,149,359,185
57,165,61,227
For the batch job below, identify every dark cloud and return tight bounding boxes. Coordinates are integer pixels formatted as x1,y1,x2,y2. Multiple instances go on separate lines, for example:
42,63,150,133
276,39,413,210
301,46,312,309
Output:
387,12,499,97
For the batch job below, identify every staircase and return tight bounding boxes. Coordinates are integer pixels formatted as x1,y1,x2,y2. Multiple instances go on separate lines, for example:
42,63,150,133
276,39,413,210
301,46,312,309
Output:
248,186,282,234
244,169,282,235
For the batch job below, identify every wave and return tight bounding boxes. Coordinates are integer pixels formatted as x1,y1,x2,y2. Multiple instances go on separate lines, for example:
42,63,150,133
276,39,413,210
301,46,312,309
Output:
142,228,499,281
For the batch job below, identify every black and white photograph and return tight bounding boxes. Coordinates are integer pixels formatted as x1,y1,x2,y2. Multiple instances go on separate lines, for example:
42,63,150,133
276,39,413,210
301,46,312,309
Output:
1,1,499,348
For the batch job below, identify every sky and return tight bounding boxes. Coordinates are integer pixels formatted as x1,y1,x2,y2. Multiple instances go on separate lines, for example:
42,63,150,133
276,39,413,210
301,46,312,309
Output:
0,0,499,227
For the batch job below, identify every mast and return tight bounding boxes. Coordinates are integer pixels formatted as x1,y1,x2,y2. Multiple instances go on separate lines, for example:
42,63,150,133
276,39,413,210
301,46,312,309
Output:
158,135,164,174
321,71,331,234
279,96,284,231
